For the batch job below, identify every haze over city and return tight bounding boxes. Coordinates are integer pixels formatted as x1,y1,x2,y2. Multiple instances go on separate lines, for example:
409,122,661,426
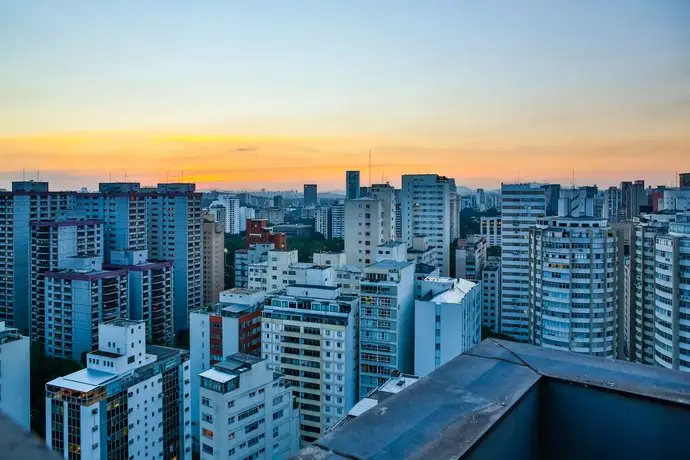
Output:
1,0,689,190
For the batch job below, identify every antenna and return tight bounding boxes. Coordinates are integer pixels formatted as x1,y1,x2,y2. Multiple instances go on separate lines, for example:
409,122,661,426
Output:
166,172,169,184
37,169,40,181
124,170,127,182
572,169,575,189
368,150,372,186
109,172,112,182
517,169,520,183
22,168,25,181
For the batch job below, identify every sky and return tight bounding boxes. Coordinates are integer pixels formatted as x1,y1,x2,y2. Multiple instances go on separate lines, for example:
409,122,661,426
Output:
1,0,688,191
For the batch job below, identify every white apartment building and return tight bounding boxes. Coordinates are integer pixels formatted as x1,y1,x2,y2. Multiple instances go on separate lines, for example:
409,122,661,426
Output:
198,354,300,459
261,285,359,443
208,203,227,228
658,189,690,212
500,182,559,342
235,243,274,289
482,264,501,333
529,215,623,358
359,243,415,398
46,320,191,460
0,321,30,430
248,250,299,293
369,184,397,242
190,288,266,448
214,194,241,235
631,212,678,364
454,236,487,281
653,220,690,372
480,216,502,247
414,277,482,376
401,174,456,275
313,252,362,295
287,263,335,287
314,206,332,239
239,206,255,233
344,197,386,266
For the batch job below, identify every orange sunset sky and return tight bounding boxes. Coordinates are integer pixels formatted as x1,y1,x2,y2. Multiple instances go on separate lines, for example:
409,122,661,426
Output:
1,1,688,191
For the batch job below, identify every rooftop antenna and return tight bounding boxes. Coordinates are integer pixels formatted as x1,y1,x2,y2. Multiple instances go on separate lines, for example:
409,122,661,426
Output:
368,150,372,186
22,168,25,181
109,172,112,182
517,169,520,183
180,170,184,183
124,169,127,182
166,172,169,184
572,169,575,189
37,169,40,181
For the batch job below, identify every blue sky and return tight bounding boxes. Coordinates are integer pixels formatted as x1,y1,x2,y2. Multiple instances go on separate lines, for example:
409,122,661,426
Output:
0,0,688,189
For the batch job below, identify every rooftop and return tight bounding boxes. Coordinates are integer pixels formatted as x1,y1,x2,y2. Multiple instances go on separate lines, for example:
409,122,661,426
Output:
378,241,406,248
414,263,438,275
297,339,690,460
367,259,413,270
90,350,121,359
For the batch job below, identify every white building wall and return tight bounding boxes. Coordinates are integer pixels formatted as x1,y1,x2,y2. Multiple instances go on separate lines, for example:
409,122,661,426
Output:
344,198,384,266
0,324,30,430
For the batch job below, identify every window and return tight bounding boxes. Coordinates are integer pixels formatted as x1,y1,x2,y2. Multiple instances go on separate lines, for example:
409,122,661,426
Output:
273,395,284,406
201,413,213,423
201,444,213,454
201,397,211,407
245,421,259,434
201,428,213,439
273,409,284,420
273,426,280,438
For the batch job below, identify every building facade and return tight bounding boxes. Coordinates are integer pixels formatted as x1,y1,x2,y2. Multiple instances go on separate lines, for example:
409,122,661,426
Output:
303,184,318,207
414,277,481,376
346,171,360,200
148,184,203,332
528,216,622,358
653,220,690,372
480,216,502,247
235,243,274,289
401,174,456,275
190,288,266,448
454,236,487,281
500,182,559,342
481,264,501,333
45,320,192,460
344,197,386,266
359,245,415,398
0,321,30,430
198,354,300,459
261,285,359,443
203,211,225,304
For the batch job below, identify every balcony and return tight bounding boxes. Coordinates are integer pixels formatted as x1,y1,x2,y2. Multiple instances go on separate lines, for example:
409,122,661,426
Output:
297,339,690,460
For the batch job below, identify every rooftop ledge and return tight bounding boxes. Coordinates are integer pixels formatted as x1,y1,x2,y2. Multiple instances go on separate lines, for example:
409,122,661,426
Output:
295,339,690,460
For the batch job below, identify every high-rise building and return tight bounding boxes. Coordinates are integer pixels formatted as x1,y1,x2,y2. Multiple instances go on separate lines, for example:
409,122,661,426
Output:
148,183,203,332
603,186,621,222
346,171,360,200
208,202,227,227
481,264,501,333
0,321,30,430
198,354,300,459
630,212,677,364
528,211,623,358
480,216,502,247
313,252,362,295
315,205,332,239
304,184,318,207
401,174,457,275
203,211,225,304
626,180,647,219
359,243,415,398
239,206,255,232
44,255,128,360
29,210,105,347
449,190,460,242
245,219,286,250
454,236,487,281
500,182,559,342
46,320,192,459
654,219,690,372
190,288,266,447
262,285,359,442
214,194,241,235
108,249,174,346
6,181,75,331
394,189,402,240
414,277,481,376
0,192,13,326
680,173,690,189
658,188,690,212
94,182,148,261
369,184,397,242
344,197,386,266
331,204,345,239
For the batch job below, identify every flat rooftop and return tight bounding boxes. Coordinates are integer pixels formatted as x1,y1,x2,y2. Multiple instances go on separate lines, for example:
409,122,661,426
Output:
298,340,690,460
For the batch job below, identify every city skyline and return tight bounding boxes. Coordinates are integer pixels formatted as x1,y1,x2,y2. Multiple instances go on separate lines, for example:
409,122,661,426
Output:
1,1,689,191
